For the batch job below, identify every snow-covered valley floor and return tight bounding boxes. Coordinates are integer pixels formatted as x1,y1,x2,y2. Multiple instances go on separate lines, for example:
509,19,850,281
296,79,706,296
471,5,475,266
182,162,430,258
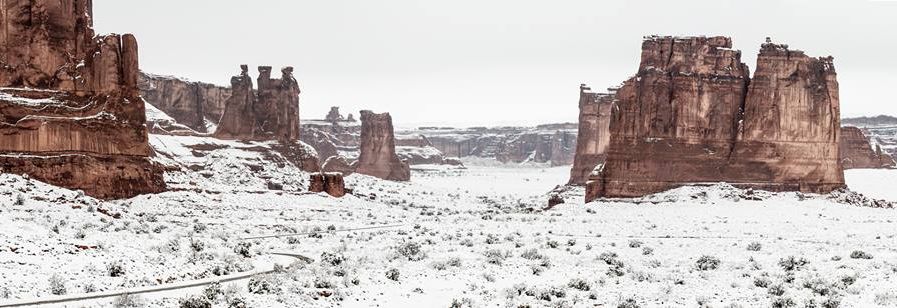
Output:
1,139,897,307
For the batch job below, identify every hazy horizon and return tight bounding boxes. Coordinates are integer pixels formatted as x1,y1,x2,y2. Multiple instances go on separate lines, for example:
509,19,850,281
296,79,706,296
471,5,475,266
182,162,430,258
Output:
95,0,897,127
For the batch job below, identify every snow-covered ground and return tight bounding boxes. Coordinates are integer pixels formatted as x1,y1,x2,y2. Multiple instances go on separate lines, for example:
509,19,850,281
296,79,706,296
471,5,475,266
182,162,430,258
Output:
2,137,897,307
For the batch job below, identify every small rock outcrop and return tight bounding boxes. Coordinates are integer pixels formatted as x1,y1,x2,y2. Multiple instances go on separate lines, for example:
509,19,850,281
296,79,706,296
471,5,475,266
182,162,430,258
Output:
139,73,229,132
568,84,615,185
587,36,844,201
215,65,301,142
840,127,896,169
309,172,347,197
355,111,410,181
0,0,165,199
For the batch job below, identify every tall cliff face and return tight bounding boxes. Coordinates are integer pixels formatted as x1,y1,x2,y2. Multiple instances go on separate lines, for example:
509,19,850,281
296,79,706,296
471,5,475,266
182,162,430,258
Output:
840,127,896,169
0,0,165,199
355,110,410,181
568,85,615,185
586,36,844,201
139,73,230,132
214,65,301,142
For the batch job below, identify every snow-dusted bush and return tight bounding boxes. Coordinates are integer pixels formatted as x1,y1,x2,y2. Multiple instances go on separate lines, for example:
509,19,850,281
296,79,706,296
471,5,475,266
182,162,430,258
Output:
233,242,252,258
107,261,126,277
754,276,772,288
641,247,654,256
394,241,427,261
628,240,643,248
48,274,67,295
178,295,212,308
247,274,281,294
767,284,785,296
14,194,25,206
321,251,348,266
850,250,873,260
203,282,223,301
567,278,591,291
520,248,545,260
484,249,508,265
747,242,763,252
598,251,619,265
386,268,400,281
112,294,144,308
770,296,796,308
450,298,475,308
695,256,721,271
778,256,809,272
617,297,641,308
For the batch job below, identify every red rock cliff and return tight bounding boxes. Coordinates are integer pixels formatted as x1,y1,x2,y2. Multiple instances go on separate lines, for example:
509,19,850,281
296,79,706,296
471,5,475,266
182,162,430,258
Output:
355,110,410,181
215,65,301,142
586,36,844,201
139,72,230,133
840,126,896,169
568,84,615,185
0,0,165,199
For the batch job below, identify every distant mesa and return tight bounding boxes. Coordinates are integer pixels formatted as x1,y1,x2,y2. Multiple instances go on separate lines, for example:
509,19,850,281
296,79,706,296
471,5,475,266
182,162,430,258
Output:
573,36,844,201
0,0,165,199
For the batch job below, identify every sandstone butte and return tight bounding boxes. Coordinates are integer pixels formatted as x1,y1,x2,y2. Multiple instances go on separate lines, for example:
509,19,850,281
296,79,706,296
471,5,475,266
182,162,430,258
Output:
139,72,229,133
0,0,165,199
215,65,301,142
568,84,615,185
582,36,844,201
354,110,411,181
840,126,896,169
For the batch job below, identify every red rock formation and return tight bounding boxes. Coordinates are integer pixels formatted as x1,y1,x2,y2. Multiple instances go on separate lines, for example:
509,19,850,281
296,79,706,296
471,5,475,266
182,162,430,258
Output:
355,110,410,181
568,84,615,184
586,36,844,201
139,73,229,133
840,127,896,169
309,172,347,197
0,0,165,199
215,65,301,142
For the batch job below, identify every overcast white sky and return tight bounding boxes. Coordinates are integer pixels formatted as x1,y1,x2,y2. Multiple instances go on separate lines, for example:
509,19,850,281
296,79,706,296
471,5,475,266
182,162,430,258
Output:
95,0,897,127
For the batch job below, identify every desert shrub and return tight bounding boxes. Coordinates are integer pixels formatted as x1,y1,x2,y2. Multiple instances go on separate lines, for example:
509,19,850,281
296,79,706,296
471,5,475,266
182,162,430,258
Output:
521,248,545,260
747,242,762,251
450,298,475,308
618,297,641,308
778,256,809,272
321,251,348,266
190,238,205,252
598,251,619,265
768,284,786,296
14,194,25,206
386,268,400,281
754,276,772,288
849,250,873,260
49,274,67,295
395,242,427,261
203,282,223,301
178,295,211,308
314,276,335,289
567,239,577,247
546,240,560,249
193,223,207,234
628,240,643,248
232,242,252,258
568,278,591,291
642,247,654,256
107,261,126,277
112,294,144,308
606,260,626,277
485,234,501,245
803,278,834,296
820,296,841,308
770,297,796,308
247,274,281,294
695,256,721,271
485,249,507,265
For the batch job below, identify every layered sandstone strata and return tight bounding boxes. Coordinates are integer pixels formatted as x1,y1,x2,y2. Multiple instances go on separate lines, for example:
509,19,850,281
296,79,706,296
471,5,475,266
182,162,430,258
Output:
568,85,615,185
840,127,896,169
586,36,843,201
139,73,229,132
215,65,301,142
0,0,165,199
355,111,410,181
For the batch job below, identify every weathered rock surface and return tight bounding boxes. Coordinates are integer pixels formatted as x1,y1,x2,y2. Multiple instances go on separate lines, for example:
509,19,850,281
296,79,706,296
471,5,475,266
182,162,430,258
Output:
215,65,301,142
587,36,844,201
0,0,165,199
355,111,410,181
840,127,896,169
568,85,615,185
322,155,354,176
309,172,346,197
139,73,229,133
